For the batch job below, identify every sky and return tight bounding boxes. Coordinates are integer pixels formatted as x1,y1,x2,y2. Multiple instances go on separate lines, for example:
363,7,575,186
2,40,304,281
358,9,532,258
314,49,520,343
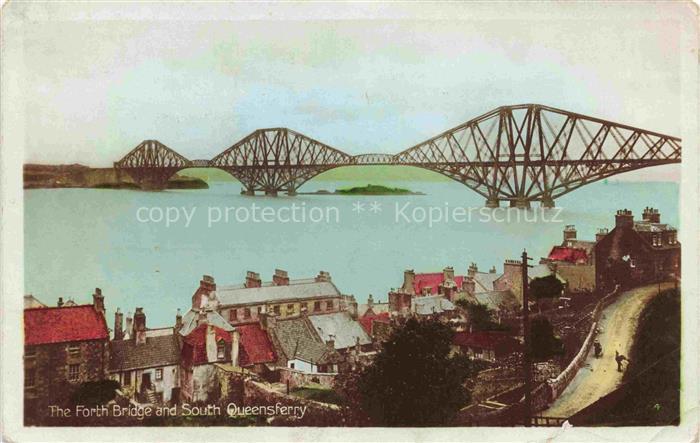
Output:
21,13,682,180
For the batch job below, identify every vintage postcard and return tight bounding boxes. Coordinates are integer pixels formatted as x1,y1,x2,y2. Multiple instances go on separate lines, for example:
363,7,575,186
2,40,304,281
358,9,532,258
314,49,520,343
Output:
1,1,699,441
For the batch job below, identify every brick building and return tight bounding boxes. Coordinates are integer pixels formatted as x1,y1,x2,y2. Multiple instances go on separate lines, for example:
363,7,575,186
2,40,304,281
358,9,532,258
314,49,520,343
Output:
24,290,109,422
595,207,680,290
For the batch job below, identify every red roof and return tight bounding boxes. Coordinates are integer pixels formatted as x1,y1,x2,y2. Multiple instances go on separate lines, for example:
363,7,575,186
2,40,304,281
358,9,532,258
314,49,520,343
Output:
181,323,232,367
413,273,465,295
359,312,390,335
24,305,108,346
548,246,589,264
237,323,276,366
453,331,520,351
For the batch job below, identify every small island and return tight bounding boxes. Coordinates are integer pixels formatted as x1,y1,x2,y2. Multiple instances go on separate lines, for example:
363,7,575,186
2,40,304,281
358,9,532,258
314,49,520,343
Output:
303,184,423,196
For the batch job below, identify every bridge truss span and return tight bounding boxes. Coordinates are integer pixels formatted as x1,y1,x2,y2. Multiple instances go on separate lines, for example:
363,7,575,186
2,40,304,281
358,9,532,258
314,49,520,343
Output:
113,104,681,203
394,104,681,207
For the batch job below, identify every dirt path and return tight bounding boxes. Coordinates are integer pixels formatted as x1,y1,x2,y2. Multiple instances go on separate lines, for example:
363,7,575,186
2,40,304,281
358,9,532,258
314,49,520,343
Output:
542,283,674,418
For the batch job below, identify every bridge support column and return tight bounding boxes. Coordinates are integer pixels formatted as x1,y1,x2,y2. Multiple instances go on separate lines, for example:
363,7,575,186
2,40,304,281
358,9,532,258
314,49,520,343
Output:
286,189,297,196
264,189,278,197
485,197,500,208
241,188,255,196
540,196,555,208
510,198,531,209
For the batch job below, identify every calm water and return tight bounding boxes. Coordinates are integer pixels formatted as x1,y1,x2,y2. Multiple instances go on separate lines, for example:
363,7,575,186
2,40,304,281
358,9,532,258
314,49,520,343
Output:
24,179,679,328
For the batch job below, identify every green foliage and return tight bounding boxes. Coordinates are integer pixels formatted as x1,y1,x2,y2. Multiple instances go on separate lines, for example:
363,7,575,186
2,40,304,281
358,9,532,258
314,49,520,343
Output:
530,275,564,300
456,300,508,332
335,184,414,195
356,318,478,426
290,387,344,405
530,316,564,361
69,380,120,407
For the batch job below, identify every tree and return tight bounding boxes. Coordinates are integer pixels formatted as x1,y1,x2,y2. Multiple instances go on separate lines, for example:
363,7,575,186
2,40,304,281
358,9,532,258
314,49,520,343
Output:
356,318,478,426
455,299,508,332
530,316,564,361
530,275,564,300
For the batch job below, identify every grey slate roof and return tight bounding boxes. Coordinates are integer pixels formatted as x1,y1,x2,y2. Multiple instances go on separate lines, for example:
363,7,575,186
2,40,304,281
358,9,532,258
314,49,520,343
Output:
412,295,455,316
271,317,338,365
475,290,519,312
178,309,234,336
109,331,180,371
308,312,371,350
358,302,389,317
216,279,341,307
473,272,502,293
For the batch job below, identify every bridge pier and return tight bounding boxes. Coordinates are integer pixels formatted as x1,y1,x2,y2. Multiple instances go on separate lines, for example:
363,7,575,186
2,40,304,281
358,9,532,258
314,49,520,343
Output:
286,188,297,196
264,189,278,197
509,198,531,209
485,197,500,208
540,196,556,208
241,188,255,196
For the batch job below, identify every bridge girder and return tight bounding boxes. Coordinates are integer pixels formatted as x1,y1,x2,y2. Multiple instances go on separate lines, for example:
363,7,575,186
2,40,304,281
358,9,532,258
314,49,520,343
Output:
394,104,681,206
113,105,681,200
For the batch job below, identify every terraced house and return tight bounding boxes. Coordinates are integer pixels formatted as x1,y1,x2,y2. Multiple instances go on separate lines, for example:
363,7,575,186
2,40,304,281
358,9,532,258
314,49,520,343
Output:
189,270,344,324
108,308,181,404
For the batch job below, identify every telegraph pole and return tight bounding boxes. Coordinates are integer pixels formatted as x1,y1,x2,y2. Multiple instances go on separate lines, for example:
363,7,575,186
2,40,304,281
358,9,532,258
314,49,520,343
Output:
521,249,533,427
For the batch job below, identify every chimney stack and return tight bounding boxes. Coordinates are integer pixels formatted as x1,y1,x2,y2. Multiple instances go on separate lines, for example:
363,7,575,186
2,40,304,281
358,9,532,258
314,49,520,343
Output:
615,209,634,229
642,206,661,223
175,308,182,333
57,297,64,308
114,308,124,340
463,276,476,295
347,295,358,320
193,275,217,309
367,294,375,310
315,271,332,283
563,225,577,244
443,266,455,282
489,266,497,274
133,307,147,345
326,334,336,351
245,271,262,288
402,269,416,294
272,269,290,286
125,312,133,339
467,263,478,278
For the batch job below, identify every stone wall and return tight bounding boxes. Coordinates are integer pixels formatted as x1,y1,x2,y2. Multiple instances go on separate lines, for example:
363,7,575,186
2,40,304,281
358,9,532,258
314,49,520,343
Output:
278,367,336,390
243,379,344,426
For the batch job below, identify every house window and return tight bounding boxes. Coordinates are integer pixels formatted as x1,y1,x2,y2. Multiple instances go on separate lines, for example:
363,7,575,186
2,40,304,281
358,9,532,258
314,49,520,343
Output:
155,368,163,381
67,345,81,357
314,301,321,312
217,340,226,360
289,362,295,369
244,307,251,319
286,304,294,314
25,368,36,388
124,371,131,386
273,305,281,315
68,364,80,381
229,309,238,322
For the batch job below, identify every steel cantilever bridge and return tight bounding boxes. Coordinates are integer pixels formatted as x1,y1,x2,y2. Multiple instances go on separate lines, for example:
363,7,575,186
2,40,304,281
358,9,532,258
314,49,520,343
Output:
114,104,681,208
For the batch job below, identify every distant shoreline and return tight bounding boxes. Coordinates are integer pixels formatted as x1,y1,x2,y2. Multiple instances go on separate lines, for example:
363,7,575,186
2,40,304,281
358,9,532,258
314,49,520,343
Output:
23,164,208,190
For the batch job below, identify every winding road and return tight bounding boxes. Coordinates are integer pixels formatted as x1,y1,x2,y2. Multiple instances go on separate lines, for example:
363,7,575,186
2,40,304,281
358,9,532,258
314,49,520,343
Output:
542,282,674,418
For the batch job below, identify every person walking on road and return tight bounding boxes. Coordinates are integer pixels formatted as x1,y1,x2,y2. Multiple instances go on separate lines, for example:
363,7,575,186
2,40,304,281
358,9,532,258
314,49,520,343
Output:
615,350,629,372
